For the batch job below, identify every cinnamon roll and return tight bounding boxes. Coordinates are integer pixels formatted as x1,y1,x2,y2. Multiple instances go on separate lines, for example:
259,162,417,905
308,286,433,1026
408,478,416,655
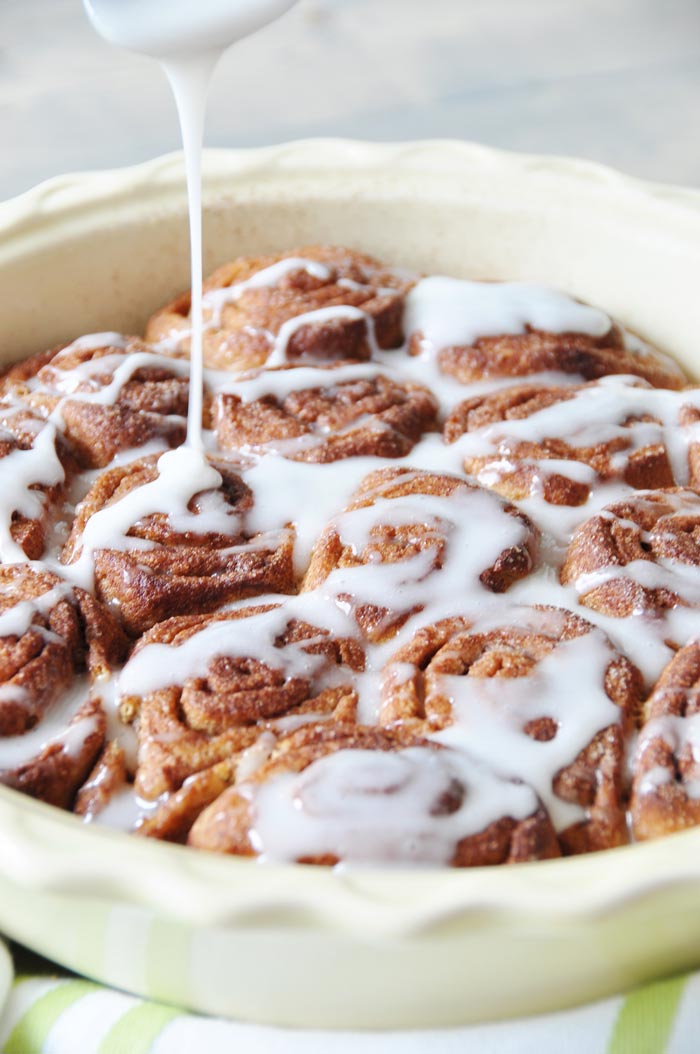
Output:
405,275,684,388
61,452,296,634
118,603,364,800
303,467,538,641
0,564,126,736
561,488,700,618
187,723,561,866
444,377,695,506
146,246,410,372
2,696,107,809
0,564,126,806
2,336,192,468
631,642,700,840
215,367,438,462
0,404,70,561
380,606,642,854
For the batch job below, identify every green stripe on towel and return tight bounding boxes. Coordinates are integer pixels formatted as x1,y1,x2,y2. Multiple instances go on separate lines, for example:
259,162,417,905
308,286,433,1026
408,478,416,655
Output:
608,974,687,1054
98,1002,182,1054
4,980,96,1054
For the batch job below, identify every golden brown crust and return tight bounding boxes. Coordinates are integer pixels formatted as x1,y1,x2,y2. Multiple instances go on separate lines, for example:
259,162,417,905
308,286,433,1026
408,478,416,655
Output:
0,565,126,808
411,323,684,389
631,642,700,840
215,370,438,462
303,467,538,641
561,488,700,618
146,246,411,371
61,454,296,635
138,759,238,843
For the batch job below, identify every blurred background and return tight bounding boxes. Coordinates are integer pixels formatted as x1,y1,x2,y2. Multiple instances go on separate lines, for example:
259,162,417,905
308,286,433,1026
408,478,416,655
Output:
1,0,699,199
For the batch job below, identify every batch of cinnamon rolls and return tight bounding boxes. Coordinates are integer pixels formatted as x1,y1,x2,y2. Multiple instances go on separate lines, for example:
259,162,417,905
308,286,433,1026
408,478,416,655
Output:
1,244,700,867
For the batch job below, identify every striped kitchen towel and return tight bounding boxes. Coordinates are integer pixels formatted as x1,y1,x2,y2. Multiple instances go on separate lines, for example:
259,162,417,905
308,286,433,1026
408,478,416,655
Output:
0,944,696,1054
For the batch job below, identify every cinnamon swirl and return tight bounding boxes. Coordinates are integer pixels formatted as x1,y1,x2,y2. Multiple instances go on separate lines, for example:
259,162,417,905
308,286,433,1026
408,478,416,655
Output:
444,377,699,506
146,246,410,372
215,367,437,462
2,336,192,468
118,603,364,802
380,607,642,854
561,488,700,620
187,724,561,866
0,564,126,806
303,466,538,641
0,403,76,561
61,452,295,634
405,276,684,389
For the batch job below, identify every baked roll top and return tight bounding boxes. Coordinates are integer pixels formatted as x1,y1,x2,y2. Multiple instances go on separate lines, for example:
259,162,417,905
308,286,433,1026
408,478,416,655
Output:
404,275,684,388
0,564,126,807
304,467,538,641
561,488,700,623
381,606,642,855
2,336,194,468
146,246,411,372
445,378,700,507
187,724,561,867
118,602,365,800
61,452,296,634
215,365,438,462
631,642,700,841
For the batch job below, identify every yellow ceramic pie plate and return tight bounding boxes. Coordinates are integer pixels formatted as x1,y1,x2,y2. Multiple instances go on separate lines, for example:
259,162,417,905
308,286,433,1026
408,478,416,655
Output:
0,141,700,1029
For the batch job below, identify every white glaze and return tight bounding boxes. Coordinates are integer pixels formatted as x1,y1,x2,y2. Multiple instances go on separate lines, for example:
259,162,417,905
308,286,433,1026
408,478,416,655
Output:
434,628,621,832
119,599,351,697
246,745,538,866
203,257,332,328
451,374,700,488
266,306,378,367
65,446,223,589
84,0,299,464
3,299,694,862
43,347,190,404
0,421,65,563
0,580,72,639
638,712,700,765
405,276,612,355
634,710,700,800
0,677,96,772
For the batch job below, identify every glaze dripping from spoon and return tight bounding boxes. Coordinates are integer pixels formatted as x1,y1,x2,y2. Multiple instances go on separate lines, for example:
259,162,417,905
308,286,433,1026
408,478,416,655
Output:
83,0,298,462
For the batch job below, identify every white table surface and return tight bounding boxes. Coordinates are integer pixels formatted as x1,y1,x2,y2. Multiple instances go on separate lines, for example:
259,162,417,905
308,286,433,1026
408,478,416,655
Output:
1,0,699,201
